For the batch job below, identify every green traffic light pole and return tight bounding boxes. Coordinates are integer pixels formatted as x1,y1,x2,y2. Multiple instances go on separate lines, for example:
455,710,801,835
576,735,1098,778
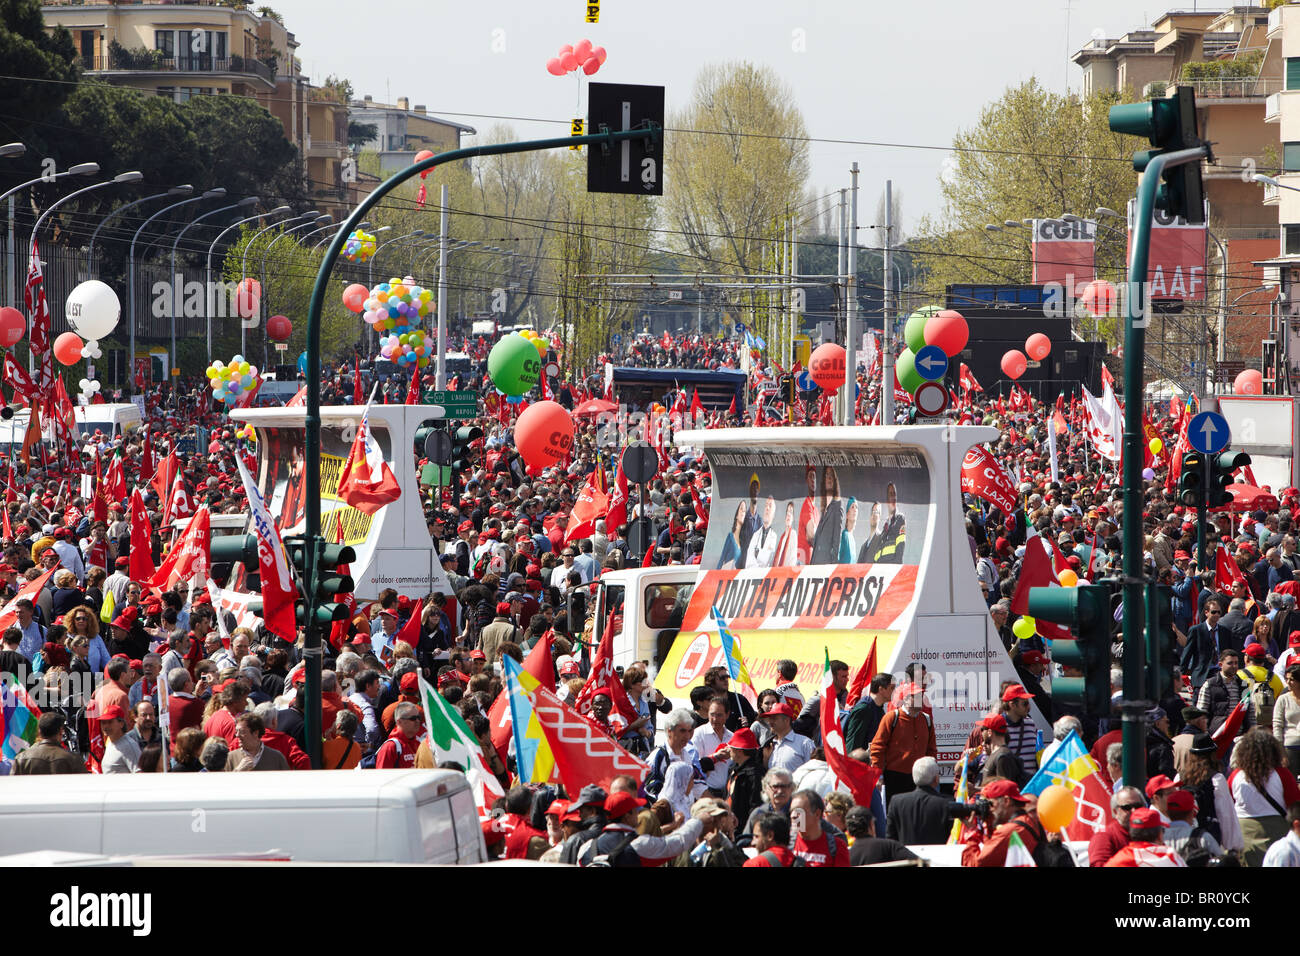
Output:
1119,145,1209,793
300,126,661,767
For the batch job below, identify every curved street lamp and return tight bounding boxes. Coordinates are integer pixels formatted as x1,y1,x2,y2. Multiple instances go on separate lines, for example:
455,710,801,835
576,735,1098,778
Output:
86,185,193,274
127,188,226,395
3,161,98,308
242,210,316,353
169,196,259,379
205,204,292,364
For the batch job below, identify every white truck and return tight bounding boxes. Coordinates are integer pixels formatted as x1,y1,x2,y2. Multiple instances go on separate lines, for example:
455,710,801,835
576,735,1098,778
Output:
0,769,486,864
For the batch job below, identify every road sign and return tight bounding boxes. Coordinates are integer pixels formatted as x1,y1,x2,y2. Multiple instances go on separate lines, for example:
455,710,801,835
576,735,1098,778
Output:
797,370,816,392
611,333,622,345
421,389,479,419
735,323,746,336
914,381,950,417
545,362,560,378
621,441,658,484
423,429,452,465
587,82,663,196
1188,410,1230,455
914,345,949,382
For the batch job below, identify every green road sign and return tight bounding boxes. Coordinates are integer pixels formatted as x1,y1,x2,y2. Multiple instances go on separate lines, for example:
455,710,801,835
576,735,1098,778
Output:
421,389,479,418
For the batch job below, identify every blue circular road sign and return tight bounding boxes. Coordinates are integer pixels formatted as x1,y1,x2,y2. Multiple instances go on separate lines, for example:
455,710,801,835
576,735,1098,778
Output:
1187,410,1230,455
914,345,949,382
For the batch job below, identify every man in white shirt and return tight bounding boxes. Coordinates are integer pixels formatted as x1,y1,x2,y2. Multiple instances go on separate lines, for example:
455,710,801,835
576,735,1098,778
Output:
745,496,778,570
1264,803,1300,866
765,701,814,774
50,529,86,585
691,696,732,792
99,704,140,773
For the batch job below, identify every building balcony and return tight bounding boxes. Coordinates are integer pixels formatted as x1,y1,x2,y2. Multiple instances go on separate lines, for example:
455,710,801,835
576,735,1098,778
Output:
1270,4,1284,39
1263,179,1280,206
79,52,274,86
306,138,345,158
1165,76,1282,102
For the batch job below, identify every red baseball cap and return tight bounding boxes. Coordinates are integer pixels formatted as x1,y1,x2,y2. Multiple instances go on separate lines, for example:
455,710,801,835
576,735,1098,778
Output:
1019,650,1047,667
399,672,419,692
469,649,487,661
1129,807,1167,828
982,779,1028,803
1001,683,1035,701
1166,790,1195,814
981,714,1009,734
727,727,760,750
559,660,581,677
1245,643,1267,659
1145,774,1178,798
99,704,126,722
604,791,646,818
766,701,796,719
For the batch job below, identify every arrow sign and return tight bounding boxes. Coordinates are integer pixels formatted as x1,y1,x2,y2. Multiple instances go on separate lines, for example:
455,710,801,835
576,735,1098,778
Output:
914,345,949,382
1188,410,1230,455
797,370,816,392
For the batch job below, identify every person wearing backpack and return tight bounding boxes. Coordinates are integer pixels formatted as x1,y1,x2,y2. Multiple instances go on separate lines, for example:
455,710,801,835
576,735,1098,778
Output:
742,812,802,868
578,790,706,867
961,779,1072,867
1239,642,1284,733
1164,789,1233,867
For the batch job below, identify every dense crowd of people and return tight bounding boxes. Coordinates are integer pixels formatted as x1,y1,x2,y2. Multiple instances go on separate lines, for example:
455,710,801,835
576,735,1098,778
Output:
5,340,1300,869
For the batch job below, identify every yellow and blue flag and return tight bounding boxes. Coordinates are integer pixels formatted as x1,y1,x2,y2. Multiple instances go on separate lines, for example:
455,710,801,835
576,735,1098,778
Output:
1021,728,1112,839
712,606,757,706
503,655,556,784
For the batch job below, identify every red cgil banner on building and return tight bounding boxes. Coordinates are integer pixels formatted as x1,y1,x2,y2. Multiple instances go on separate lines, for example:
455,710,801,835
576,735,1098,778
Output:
1031,217,1096,291
1126,201,1207,301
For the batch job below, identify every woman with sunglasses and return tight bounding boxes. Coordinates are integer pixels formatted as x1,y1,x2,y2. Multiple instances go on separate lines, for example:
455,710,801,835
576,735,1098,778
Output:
63,606,111,673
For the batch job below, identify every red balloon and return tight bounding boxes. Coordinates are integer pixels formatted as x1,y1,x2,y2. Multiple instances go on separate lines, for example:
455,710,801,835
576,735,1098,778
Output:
546,57,565,76
1080,279,1116,317
559,51,579,72
573,38,593,61
342,282,368,314
1235,368,1263,395
0,306,24,347
1001,349,1027,381
923,309,968,356
583,56,600,75
515,400,573,470
593,46,607,64
235,277,260,320
54,331,84,366
266,314,292,342
809,343,846,392
1025,332,1051,361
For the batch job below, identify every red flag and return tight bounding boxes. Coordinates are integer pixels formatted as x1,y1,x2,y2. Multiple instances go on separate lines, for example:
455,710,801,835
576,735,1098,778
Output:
958,362,983,393
564,473,610,544
416,182,427,209
727,394,737,416
821,651,880,807
286,385,307,408
960,445,1019,515
150,449,178,502
162,472,194,527
234,455,298,644
574,619,638,723
844,638,879,708
642,542,655,567
24,238,55,400
141,429,155,484
19,403,41,469
1213,546,1253,613
529,682,648,795
1010,537,1072,643
1,502,10,540
149,506,210,592
353,359,364,405
336,391,401,515
1212,698,1250,759
1101,364,1115,390
405,363,421,405
128,488,157,584
606,458,629,532
0,567,56,631
488,633,555,762
689,388,703,421
103,448,127,504
396,597,423,647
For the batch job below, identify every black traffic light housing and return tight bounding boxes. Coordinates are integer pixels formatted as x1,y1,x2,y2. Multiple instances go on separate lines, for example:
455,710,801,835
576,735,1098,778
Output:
452,425,484,474
1178,450,1205,507
1108,86,1210,223
210,533,260,590
283,535,357,626
1027,581,1112,715
1146,583,1178,700
1209,451,1251,508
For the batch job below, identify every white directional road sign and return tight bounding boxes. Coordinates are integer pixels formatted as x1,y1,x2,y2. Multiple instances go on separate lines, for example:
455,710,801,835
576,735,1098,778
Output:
915,345,949,382
1188,410,1230,455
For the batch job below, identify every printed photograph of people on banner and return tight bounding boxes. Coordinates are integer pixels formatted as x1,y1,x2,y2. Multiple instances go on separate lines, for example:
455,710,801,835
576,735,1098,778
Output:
700,444,930,570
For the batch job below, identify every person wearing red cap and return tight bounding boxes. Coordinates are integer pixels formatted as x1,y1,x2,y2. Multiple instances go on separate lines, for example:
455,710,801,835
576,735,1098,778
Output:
374,702,423,770
1103,807,1186,867
98,703,140,774
381,671,422,734
960,779,1059,867
90,658,134,734
998,683,1041,781
1162,788,1227,863
577,790,708,867
478,601,518,666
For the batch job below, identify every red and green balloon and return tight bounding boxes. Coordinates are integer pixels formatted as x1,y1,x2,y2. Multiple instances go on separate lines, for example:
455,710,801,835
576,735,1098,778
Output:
896,307,967,395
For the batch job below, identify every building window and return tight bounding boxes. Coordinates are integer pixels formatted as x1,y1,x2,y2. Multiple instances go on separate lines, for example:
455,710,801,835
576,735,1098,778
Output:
1285,143,1300,172
1286,225,1300,256
155,30,175,58
1288,57,1300,91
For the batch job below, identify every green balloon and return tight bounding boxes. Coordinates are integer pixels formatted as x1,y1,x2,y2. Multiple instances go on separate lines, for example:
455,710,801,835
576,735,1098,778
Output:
896,348,924,394
904,312,930,353
488,333,541,396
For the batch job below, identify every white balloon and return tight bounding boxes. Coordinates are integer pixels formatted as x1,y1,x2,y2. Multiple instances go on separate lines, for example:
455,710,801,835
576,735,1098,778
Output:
90,381,101,392
78,378,89,390
65,280,121,341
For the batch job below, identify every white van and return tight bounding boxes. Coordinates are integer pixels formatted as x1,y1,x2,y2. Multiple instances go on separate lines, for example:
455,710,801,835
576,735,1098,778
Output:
73,403,143,440
0,769,485,865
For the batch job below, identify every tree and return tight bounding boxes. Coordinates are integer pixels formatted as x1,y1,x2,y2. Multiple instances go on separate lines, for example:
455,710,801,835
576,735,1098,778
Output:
0,0,79,141
347,121,377,150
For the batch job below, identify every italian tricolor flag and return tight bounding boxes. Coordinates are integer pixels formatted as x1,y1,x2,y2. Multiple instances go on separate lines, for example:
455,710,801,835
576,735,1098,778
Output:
1005,832,1036,867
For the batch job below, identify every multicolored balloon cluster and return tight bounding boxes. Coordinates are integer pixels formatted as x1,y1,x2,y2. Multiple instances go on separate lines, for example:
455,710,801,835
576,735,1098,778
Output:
206,355,260,406
380,327,432,367
343,230,377,262
361,277,434,334
234,424,257,442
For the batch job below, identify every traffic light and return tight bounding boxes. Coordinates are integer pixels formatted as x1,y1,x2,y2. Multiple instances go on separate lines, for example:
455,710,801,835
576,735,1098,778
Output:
1027,582,1112,715
1177,450,1205,507
451,425,483,474
1146,583,1177,700
210,533,259,590
283,536,357,626
1209,451,1251,507
1108,85,1209,223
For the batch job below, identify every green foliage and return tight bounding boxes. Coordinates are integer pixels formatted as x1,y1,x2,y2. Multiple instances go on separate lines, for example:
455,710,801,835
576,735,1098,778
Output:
107,40,163,71
184,94,305,203
1180,49,1263,80
0,0,79,137
347,121,377,149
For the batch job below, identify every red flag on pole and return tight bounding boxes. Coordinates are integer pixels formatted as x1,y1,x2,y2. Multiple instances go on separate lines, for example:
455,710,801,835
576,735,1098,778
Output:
573,622,639,723
528,682,649,796
488,633,555,762
337,387,402,515
844,637,879,708
1010,537,1071,643
128,488,157,584
353,359,364,405
405,363,421,406
821,648,880,807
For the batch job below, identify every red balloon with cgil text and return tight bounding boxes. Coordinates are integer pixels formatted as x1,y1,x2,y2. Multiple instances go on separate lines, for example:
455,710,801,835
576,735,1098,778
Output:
0,306,24,346
809,342,846,392
266,314,292,342
923,309,968,356
1001,349,1027,381
1025,333,1051,362
1234,368,1263,395
515,400,574,471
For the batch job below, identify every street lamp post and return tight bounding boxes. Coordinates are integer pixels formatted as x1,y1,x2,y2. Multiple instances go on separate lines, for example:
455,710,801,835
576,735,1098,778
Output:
242,210,316,355
206,205,292,365
86,185,193,275
128,188,226,396
261,215,331,367
169,196,259,385
3,161,97,308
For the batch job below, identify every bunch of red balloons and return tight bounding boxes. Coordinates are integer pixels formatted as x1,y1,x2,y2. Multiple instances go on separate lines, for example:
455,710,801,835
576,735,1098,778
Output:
1001,332,1053,381
546,39,607,77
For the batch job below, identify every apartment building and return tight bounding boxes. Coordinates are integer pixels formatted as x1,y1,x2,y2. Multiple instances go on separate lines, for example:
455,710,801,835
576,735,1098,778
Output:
348,95,476,174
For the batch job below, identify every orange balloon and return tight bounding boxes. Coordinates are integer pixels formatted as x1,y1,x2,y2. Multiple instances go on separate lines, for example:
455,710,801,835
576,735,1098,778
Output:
1036,783,1076,832
53,331,84,365
515,400,573,470
1058,569,1078,587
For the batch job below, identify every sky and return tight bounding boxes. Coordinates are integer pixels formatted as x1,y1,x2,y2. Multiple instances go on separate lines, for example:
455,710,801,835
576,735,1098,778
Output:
272,0,1174,240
